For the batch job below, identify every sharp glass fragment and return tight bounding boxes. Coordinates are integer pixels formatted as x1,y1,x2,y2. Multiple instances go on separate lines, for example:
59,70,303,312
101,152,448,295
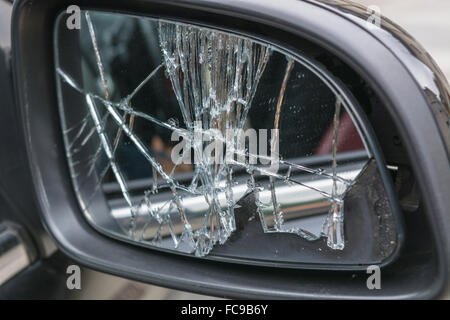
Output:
55,11,372,257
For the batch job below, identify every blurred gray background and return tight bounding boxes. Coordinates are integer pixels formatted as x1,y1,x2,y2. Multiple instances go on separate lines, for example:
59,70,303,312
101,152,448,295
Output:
357,0,450,79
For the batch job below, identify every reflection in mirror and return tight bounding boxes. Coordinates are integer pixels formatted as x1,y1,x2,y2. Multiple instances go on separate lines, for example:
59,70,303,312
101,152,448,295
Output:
54,10,397,263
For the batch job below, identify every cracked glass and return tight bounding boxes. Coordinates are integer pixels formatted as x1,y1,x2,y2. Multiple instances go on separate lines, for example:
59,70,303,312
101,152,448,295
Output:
54,10,382,260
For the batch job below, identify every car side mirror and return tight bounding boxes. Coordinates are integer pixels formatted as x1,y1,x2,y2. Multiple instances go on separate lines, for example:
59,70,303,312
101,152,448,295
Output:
11,0,450,299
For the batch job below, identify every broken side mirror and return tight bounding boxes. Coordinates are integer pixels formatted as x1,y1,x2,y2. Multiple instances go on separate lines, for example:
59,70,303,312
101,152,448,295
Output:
11,0,450,299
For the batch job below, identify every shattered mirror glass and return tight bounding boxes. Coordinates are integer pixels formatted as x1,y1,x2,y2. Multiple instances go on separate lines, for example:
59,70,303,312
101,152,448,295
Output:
54,10,399,266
